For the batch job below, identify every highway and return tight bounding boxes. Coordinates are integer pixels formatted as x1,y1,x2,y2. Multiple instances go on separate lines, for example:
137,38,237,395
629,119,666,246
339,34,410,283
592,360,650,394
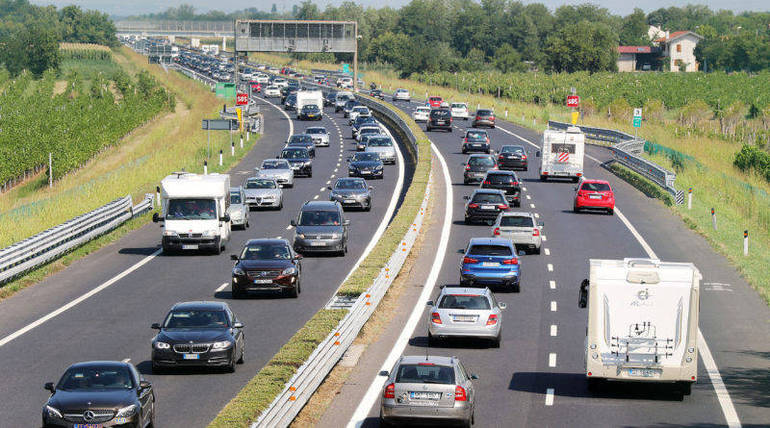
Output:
0,94,411,426
343,97,770,427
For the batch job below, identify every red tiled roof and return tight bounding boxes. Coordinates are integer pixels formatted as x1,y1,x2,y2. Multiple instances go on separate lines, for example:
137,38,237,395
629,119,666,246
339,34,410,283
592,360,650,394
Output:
618,46,653,54
654,31,689,43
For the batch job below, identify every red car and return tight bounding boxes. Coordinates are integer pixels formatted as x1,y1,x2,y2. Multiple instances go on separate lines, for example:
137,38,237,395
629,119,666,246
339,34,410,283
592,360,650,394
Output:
573,179,615,214
428,96,443,108
250,81,261,93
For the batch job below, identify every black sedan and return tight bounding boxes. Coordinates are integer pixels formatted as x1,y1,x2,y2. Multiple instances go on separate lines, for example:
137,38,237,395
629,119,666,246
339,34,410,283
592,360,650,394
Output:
481,170,521,207
464,189,511,225
286,134,316,158
370,88,385,100
299,104,322,121
497,145,528,171
231,239,302,298
280,147,313,177
348,152,384,179
43,361,154,428
328,177,373,211
151,301,245,373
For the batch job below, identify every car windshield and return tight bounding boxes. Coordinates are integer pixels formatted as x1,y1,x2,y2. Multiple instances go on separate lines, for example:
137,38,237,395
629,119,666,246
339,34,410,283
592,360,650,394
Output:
501,216,534,227
302,105,319,112
289,135,313,144
581,182,611,192
451,103,466,109
501,146,525,154
166,198,217,220
353,107,368,113
354,153,380,162
416,107,430,113
430,97,442,102
245,179,276,189
306,128,325,134
240,243,291,260
367,138,392,147
282,149,308,159
299,210,341,226
471,193,505,204
57,366,134,391
468,244,512,256
361,128,380,135
486,173,515,184
164,310,229,329
468,157,495,167
395,364,455,385
466,131,487,141
230,193,242,204
477,110,494,116
262,160,289,170
439,294,491,310
431,109,451,118
335,179,366,190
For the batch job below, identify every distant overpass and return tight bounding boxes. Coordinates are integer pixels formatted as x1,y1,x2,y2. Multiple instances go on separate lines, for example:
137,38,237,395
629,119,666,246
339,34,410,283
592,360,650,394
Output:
114,20,234,38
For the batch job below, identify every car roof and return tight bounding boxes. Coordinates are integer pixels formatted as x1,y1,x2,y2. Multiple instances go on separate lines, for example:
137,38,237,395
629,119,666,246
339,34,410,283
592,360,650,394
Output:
336,177,365,183
306,127,326,131
486,170,516,175
301,200,340,211
440,286,491,297
245,238,290,246
472,188,505,195
229,186,243,192
500,211,535,218
467,154,494,159
580,178,610,184
468,237,513,247
501,144,525,149
399,355,455,366
172,301,229,311
68,361,132,370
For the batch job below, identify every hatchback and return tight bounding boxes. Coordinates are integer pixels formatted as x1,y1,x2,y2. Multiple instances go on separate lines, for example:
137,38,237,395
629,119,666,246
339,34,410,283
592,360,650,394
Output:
428,108,453,132
291,201,349,256
462,154,498,184
492,212,543,254
428,96,444,108
497,145,528,171
427,287,506,347
459,237,520,291
481,170,521,207
574,178,615,214
451,102,470,120
462,129,490,154
473,109,496,128
412,106,430,122
227,187,250,229
463,189,510,225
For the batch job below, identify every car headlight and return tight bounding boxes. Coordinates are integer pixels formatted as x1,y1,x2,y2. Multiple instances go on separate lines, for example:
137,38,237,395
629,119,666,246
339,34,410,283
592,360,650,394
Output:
162,231,178,237
374,166,383,171
296,233,305,239
202,229,218,237
116,404,137,418
282,266,297,275
212,340,233,350
330,233,341,239
45,405,62,419
233,267,245,276
155,341,171,350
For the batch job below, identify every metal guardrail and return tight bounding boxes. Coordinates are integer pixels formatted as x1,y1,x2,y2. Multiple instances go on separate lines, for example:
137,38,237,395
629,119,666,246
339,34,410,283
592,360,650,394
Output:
0,194,154,285
548,121,684,204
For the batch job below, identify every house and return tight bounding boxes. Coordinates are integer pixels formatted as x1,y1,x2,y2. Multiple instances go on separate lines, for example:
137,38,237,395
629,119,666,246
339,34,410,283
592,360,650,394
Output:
654,31,704,72
617,46,660,72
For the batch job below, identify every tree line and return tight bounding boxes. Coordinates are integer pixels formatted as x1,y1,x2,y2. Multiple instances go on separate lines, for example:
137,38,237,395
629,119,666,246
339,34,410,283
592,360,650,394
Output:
0,0,118,76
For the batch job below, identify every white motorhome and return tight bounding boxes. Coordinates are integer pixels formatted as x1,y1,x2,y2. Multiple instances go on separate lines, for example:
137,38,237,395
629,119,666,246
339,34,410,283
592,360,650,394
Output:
537,126,585,182
296,90,324,119
578,258,701,394
153,172,232,254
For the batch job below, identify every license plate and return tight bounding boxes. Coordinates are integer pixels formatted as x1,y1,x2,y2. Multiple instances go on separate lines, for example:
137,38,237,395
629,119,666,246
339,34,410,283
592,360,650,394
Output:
453,315,476,322
628,368,657,377
344,199,356,204
74,424,102,428
361,171,371,174
481,205,495,210
589,195,602,200
482,262,500,267
436,120,445,124
183,354,199,360
310,241,326,246
473,144,481,147
410,391,441,400
254,279,273,284
182,244,198,250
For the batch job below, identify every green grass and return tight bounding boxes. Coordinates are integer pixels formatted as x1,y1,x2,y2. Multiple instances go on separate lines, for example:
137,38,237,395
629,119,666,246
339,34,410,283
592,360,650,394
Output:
207,309,346,428
60,58,121,81
607,162,674,206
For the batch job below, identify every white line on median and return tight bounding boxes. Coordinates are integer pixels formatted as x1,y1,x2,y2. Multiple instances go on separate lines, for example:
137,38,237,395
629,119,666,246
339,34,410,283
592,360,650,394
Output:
545,388,555,406
547,263,553,272
549,280,556,289
550,301,557,312
548,353,557,367
530,203,536,208
550,325,558,336
215,283,229,293
544,248,550,256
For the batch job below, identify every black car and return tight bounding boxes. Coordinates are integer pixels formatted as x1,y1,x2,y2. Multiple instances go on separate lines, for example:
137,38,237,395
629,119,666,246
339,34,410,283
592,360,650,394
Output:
325,91,338,106
370,89,385,100
352,116,377,138
43,361,155,428
280,147,313,177
481,170,521,207
427,108,453,132
497,145,528,171
151,301,245,373
231,239,302,298
284,93,297,111
462,129,491,154
464,189,510,225
328,177,373,211
291,201,349,255
286,134,316,158
463,154,498,184
343,99,360,118
299,104,323,121
348,152,384,179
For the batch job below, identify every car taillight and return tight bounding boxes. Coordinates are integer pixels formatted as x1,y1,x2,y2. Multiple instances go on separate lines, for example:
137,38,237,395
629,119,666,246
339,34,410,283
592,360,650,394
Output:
454,385,467,401
493,227,500,236
475,116,481,120
486,314,498,325
463,256,478,264
483,180,491,185
513,181,519,186
533,228,540,236
490,117,495,121
431,312,442,324
576,173,582,177
468,203,479,208
522,155,527,160
384,383,395,399
465,165,471,170
497,204,509,210
498,155,504,160
502,258,518,265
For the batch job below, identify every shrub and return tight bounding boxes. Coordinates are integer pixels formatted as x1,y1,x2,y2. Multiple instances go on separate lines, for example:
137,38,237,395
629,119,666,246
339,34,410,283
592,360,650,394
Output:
643,98,666,123
607,97,632,122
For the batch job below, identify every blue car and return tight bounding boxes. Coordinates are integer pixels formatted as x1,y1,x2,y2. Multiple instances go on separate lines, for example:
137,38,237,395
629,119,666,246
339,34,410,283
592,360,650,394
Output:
459,237,520,292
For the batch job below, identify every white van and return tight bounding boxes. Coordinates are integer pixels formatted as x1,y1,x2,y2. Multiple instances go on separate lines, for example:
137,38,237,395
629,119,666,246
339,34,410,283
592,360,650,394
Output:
537,126,585,182
153,172,232,254
578,258,702,394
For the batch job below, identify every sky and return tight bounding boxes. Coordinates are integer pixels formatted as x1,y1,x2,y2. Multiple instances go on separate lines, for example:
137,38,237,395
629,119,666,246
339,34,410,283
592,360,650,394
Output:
31,0,770,18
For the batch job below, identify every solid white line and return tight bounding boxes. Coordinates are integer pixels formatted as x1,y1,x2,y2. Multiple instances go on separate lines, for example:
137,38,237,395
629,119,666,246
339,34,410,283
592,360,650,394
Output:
545,388,555,406
550,325,558,336
547,263,553,272
347,142,452,428
615,207,658,259
258,96,294,137
0,248,162,348
215,282,229,293
550,301,557,312
549,280,556,289
548,353,557,367
544,248,550,256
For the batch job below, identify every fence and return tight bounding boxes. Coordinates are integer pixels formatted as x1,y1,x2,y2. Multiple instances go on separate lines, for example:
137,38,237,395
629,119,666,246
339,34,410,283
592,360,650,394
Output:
0,194,154,285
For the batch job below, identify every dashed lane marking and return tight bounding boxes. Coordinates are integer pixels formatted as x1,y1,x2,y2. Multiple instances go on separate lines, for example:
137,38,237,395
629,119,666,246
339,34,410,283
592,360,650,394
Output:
215,283,229,293
286,225,293,230
550,325,558,336
548,353,557,367
550,301,557,312
545,388,555,406
530,203,536,208
313,195,319,200
526,195,532,200
544,248,550,256
549,280,556,289
547,264,553,272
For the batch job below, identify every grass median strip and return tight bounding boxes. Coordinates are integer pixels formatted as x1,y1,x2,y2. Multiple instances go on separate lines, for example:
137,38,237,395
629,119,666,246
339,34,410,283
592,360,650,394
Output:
607,162,674,206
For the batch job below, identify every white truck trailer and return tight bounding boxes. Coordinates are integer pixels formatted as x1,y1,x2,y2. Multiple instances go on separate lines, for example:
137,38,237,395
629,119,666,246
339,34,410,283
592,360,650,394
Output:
578,258,702,394
296,90,324,119
153,172,232,254
537,126,585,182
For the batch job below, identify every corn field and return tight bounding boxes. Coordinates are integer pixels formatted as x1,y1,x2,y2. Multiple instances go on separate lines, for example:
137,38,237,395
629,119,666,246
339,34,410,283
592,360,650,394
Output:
59,43,113,61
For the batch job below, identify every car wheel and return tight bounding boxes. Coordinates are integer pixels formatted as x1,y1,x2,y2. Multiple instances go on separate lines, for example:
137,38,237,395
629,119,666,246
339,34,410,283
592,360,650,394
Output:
151,362,164,375
491,334,501,348
486,219,495,226
573,204,581,213
448,127,453,132
428,332,438,346
513,282,521,293
232,285,245,299
514,201,521,208
607,208,614,215
287,282,299,298
587,377,603,392
365,202,372,212
464,216,471,225
226,354,236,373
237,346,245,364
462,149,467,154
213,240,222,255
678,381,693,396
491,125,496,129
308,171,313,178
534,246,541,255
540,175,547,181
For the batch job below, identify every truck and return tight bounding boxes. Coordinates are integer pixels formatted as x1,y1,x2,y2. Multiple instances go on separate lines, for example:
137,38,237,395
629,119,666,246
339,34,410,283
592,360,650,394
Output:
578,258,702,394
296,89,323,119
537,126,585,182
152,172,232,255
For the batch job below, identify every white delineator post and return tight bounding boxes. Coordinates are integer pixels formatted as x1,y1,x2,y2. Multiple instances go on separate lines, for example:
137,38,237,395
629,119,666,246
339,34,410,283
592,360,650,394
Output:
231,142,235,156
711,208,717,231
48,152,53,188
688,187,693,210
204,160,208,175
156,186,161,207
743,230,749,256
219,149,223,166
240,135,244,148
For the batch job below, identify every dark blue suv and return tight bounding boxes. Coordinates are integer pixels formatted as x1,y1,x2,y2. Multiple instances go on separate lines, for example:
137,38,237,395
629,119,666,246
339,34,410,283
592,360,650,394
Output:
459,238,520,292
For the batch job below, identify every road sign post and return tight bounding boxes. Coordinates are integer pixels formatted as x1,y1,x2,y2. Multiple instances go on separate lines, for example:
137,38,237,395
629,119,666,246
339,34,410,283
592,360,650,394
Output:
567,94,580,125
633,108,642,138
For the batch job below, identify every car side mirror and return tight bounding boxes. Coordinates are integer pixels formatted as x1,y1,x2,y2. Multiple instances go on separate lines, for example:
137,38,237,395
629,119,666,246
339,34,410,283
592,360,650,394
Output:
457,249,465,254
463,196,470,200
290,219,297,227
233,322,244,329
426,300,434,306
499,302,507,310
44,382,55,393
151,322,161,330
578,279,589,309
378,370,390,377
536,151,541,157
343,219,350,226
220,214,231,223
470,374,479,380
327,186,333,190
538,221,544,227
139,380,151,390
230,254,239,261
294,254,303,260
152,212,162,223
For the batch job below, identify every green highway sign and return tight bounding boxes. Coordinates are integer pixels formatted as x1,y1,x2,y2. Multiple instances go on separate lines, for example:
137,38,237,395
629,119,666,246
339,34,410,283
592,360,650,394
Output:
215,82,236,99
633,108,642,128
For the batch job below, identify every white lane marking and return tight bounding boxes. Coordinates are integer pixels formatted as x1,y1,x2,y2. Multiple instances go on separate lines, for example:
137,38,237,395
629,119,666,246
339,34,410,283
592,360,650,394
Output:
530,203,536,208
258,96,294,137
526,195,532,200
614,206,742,428
334,168,338,173
548,353,557,367
215,282,229,293
550,325,558,336
336,163,340,167
326,180,331,185
286,225,293,230
276,236,282,239
313,195,319,200
122,358,131,363
348,142,452,428
550,301,557,312
545,388,555,406
544,248,550,256
549,280,556,289
330,174,336,178
542,235,547,242
320,186,326,191
534,213,540,218
547,263,553,272
0,248,162,348
522,186,527,191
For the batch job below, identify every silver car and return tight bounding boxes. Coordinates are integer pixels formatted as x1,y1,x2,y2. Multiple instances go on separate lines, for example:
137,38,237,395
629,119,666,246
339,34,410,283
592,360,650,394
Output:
492,211,543,254
349,106,371,125
328,177,372,211
393,88,411,102
305,126,329,147
243,177,283,210
256,159,294,188
380,355,477,427
356,125,383,142
227,186,250,229
427,287,505,347
365,136,397,164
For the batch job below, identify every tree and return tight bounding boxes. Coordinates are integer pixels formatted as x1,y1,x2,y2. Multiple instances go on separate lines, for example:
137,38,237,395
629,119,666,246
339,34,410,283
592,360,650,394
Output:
619,8,649,46
296,0,320,20
545,20,618,73
493,44,527,73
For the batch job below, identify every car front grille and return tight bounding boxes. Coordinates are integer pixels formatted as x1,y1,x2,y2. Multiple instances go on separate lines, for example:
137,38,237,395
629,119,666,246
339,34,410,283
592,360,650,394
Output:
173,343,210,353
63,410,115,423
305,234,335,240
178,233,202,238
247,269,281,279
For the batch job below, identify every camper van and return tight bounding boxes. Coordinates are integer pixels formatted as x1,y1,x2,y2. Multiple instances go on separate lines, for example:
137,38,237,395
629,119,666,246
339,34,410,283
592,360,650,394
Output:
537,126,585,182
153,172,232,254
578,258,702,394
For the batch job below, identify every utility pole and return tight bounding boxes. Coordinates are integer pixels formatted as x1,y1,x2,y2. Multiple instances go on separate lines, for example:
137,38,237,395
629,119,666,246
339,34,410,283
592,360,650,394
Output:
353,22,358,93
